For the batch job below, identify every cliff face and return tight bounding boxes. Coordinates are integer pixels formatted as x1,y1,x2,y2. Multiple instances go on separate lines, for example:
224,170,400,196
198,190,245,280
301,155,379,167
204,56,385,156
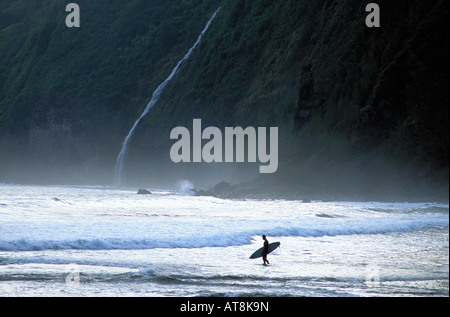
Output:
0,0,448,200
0,0,222,183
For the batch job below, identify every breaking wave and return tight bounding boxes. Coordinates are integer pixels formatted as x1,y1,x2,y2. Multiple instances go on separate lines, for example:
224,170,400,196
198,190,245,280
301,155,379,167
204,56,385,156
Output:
1,213,447,251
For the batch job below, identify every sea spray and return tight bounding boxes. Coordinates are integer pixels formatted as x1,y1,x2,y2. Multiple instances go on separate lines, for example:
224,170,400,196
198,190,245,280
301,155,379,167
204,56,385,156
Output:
114,7,221,185
177,180,195,196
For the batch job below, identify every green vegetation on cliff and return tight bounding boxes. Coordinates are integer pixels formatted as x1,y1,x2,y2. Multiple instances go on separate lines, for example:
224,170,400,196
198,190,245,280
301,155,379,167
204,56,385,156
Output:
0,0,448,201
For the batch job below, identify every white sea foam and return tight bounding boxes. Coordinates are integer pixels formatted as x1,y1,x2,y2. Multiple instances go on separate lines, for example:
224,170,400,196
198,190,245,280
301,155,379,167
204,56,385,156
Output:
1,184,448,297
1,211,447,251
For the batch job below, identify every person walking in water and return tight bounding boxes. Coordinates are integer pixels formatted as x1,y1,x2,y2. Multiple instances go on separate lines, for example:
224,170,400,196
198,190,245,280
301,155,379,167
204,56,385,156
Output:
262,235,270,265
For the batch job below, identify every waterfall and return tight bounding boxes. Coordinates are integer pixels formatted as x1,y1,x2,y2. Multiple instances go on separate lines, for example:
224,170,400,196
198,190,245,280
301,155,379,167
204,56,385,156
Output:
114,7,221,185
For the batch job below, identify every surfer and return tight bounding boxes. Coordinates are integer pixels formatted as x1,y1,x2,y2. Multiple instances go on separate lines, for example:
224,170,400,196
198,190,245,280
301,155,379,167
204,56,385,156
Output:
262,235,270,265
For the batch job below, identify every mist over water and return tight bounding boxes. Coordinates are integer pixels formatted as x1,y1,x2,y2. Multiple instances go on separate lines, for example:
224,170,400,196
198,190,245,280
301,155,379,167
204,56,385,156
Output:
114,7,221,186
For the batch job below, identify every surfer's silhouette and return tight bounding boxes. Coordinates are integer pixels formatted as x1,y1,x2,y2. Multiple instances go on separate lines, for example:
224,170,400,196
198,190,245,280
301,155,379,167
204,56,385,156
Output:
262,235,270,265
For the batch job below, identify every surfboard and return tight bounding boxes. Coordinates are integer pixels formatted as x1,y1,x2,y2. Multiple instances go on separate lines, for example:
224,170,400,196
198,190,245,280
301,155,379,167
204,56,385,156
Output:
249,242,280,259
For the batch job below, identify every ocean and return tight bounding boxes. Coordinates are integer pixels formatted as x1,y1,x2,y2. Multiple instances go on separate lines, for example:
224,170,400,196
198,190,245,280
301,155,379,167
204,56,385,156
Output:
0,183,448,297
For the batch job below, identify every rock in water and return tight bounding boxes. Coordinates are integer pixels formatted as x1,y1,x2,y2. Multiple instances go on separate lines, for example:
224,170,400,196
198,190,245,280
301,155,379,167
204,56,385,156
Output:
213,181,233,194
137,189,152,195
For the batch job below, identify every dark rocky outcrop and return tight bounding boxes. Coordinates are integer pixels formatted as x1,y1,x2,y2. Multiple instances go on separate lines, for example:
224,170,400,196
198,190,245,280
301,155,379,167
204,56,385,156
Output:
137,188,152,195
